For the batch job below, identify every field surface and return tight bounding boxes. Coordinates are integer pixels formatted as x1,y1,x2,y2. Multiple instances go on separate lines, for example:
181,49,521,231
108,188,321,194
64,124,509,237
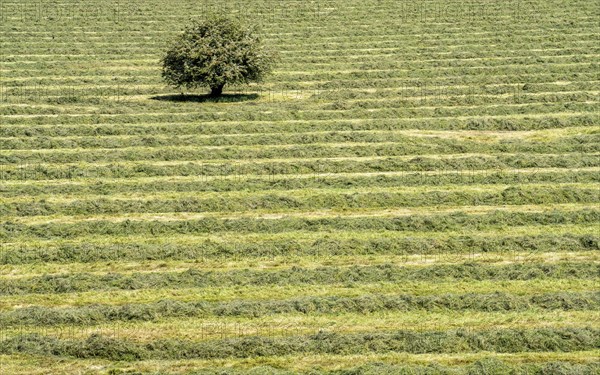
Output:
0,0,599,374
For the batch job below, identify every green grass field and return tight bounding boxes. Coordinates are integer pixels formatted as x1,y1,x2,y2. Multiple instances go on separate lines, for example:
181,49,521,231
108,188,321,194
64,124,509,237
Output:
0,0,599,373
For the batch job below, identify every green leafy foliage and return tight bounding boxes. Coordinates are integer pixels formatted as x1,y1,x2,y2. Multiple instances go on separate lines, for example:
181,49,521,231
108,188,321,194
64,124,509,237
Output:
161,16,276,95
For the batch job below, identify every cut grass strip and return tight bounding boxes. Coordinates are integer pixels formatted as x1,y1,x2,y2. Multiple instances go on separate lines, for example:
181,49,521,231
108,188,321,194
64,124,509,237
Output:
1,291,596,327
1,251,598,277
1,310,598,343
1,168,597,199
1,226,597,264
0,327,596,360
0,262,596,296
1,278,596,311
1,184,597,217
1,114,595,137
0,352,598,375
3,207,597,239
3,153,599,182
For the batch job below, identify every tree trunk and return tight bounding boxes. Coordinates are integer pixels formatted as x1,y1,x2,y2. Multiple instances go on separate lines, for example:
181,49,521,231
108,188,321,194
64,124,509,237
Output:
210,84,224,97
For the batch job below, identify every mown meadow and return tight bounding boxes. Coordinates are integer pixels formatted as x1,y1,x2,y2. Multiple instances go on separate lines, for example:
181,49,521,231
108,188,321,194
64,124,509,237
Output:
0,0,598,373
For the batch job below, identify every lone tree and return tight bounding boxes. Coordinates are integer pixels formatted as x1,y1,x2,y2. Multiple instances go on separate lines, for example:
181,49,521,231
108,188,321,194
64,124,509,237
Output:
161,16,276,97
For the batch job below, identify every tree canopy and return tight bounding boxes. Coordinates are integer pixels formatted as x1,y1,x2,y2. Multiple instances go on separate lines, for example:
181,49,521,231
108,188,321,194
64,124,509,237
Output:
161,16,276,96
